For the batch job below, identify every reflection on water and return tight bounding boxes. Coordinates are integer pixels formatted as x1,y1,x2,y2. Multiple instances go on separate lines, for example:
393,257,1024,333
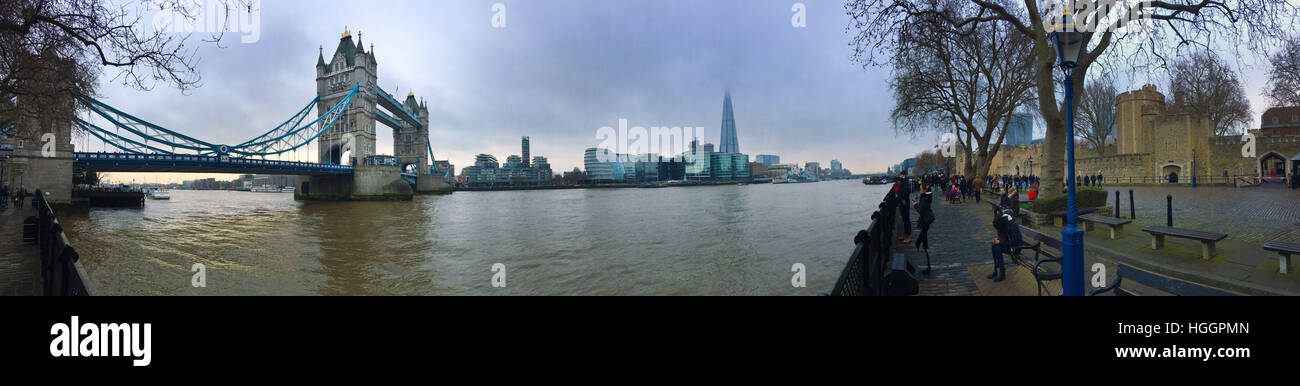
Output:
64,181,888,295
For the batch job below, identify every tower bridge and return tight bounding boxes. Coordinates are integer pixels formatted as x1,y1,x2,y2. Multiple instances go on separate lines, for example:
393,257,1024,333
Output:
0,27,452,204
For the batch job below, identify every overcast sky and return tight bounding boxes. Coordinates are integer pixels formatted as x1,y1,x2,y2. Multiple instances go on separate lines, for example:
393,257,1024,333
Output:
88,0,1280,184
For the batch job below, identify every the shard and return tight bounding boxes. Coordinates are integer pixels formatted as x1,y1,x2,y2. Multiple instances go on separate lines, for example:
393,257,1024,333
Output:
719,91,740,154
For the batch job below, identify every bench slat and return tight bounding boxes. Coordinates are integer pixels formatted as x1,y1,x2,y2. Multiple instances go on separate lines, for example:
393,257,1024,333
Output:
1079,214,1132,226
1019,226,1062,251
1263,240,1300,254
1115,264,1241,296
1141,226,1227,242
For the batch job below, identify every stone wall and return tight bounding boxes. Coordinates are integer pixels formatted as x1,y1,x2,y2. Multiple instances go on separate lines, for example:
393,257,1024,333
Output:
1209,135,1300,178
3,114,74,205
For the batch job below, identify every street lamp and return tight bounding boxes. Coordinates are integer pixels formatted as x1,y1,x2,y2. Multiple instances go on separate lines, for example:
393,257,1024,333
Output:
1051,6,1088,296
1028,156,1034,177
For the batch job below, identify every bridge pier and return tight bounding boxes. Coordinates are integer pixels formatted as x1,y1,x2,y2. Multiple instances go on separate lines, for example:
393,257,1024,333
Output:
296,164,412,201
414,174,452,194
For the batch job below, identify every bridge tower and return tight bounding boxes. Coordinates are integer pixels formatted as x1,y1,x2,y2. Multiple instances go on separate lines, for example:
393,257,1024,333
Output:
298,28,413,201
316,27,377,164
392,92,446,192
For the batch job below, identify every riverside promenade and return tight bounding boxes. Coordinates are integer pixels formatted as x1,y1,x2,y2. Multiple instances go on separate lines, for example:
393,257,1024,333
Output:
896,184,1300,296
0,202,41,296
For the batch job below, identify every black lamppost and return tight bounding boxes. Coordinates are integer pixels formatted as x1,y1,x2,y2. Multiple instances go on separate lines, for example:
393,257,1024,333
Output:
1051,6,1088,296
1028,156,1034,177
1192,148,1198,188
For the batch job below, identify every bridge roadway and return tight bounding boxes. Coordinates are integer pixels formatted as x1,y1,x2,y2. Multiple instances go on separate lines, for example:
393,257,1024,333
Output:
73,152,354,175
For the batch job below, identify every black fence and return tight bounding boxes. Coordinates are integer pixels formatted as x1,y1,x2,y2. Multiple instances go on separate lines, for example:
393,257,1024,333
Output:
827,189,900,296
1074,175,1268,186
32,190,95,296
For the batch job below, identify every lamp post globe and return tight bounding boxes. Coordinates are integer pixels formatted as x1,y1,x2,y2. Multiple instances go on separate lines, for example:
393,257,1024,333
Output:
1051,6,1088,296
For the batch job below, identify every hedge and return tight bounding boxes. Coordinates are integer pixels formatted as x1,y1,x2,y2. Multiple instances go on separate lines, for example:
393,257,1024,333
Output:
1028,187,1108,213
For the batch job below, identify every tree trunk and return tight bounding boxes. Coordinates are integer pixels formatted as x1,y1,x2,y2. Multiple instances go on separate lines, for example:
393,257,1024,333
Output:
1036,42,1065,197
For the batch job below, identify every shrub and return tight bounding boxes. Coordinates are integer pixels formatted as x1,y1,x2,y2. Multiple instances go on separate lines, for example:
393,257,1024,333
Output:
1028,188,1108,213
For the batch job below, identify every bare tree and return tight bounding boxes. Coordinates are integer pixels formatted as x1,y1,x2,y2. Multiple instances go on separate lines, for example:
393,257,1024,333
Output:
1076,70,1116,156
913,148,947,174
1264,35,1300,108
847,0,1299,196
0,0,254,136
1169,50,1252,136
881,0,1037,180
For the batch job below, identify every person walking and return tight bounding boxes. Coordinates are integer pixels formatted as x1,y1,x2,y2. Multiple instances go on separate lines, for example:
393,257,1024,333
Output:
914,183,935,275
894,171,912,244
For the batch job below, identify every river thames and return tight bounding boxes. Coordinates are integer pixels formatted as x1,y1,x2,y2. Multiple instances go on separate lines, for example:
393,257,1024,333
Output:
63,180,888,295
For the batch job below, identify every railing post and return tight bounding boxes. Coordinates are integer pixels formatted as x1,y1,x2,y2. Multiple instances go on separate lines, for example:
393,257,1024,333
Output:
1129,189,1135,220
1115,190,1120,218
1167,195,1173,227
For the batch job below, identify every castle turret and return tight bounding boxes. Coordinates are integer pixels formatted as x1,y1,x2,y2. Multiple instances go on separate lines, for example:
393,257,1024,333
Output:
1116,84,1166,155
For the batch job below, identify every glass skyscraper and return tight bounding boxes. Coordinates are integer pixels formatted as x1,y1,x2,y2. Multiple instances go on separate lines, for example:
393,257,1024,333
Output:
719,91,739,154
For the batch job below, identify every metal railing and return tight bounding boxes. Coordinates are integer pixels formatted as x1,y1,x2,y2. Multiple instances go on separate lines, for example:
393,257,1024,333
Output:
33,190,96,296
1074,175,1278,186
826,189,899,296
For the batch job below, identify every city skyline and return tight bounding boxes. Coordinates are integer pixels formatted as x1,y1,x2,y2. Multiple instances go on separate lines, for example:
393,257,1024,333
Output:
76,0,1283,185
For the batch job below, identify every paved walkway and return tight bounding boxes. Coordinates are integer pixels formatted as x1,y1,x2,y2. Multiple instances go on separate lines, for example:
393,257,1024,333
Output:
896,184,1300,296
0,201,41,296
895,195,1114,296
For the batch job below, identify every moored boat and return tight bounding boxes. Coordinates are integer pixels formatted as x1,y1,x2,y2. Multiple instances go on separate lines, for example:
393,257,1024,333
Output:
148,189,171,200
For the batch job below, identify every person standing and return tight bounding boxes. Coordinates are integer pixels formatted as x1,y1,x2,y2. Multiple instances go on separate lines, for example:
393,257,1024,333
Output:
1097,172,1104,188
15,185,27,208
988,209,1023,282
914,183,935,275
894,171,912,244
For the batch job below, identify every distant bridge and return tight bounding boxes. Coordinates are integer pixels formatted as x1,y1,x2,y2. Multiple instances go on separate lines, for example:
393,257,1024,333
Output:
74,152,353,175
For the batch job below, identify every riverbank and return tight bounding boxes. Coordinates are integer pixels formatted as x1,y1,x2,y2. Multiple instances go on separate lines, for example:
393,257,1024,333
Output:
453,179,780,192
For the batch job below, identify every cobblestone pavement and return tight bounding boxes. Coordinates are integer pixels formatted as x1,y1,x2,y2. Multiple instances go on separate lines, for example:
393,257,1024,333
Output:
1102,184,1300,244
897,196,1115,296
0,203,41,296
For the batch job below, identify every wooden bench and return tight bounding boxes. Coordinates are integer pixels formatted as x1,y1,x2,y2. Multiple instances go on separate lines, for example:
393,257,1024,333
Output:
1078,214,1132,240
1262,240,1300,275
1006,226,1063,296
1090,264,1242,296
1142,225,1228,260
1047,207,1098,227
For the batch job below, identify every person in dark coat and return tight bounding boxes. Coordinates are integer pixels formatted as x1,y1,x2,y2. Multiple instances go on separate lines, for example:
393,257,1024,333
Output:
894,171,912,244
914,183,936,274
15,185,26,207
998,187,1010,211
989,209,1023,282
1009,190,1021,219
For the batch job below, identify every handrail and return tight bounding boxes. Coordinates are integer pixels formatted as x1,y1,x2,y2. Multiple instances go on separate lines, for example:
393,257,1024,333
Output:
827,189,899,296
34,190,96,296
